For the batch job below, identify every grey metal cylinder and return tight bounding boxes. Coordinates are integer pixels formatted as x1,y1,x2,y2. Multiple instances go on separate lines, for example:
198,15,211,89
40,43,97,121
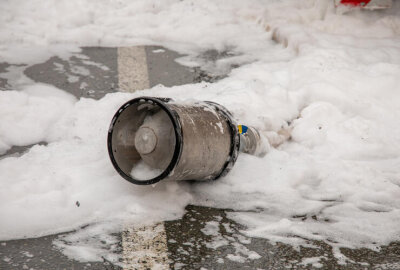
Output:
107,97,240,185
239,126,268,157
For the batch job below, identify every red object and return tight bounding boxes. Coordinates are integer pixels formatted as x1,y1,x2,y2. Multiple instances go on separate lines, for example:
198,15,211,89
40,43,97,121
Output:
340,0,371,6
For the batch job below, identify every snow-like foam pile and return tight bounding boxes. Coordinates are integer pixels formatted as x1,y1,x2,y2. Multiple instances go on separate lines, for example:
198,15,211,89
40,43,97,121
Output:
0,87,193,238
0,0,400,264
0,84,77,155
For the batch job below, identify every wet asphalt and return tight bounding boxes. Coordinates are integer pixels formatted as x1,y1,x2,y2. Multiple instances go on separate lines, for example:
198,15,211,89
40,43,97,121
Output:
0,46,399,270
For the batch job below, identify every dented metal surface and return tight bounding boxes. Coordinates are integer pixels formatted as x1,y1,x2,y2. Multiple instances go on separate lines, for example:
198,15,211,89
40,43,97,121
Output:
107,97,240,185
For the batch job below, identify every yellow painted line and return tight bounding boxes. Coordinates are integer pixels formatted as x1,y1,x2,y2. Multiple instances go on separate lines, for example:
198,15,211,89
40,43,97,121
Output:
122,223,170,270
118,46,150,92
118,47,169,269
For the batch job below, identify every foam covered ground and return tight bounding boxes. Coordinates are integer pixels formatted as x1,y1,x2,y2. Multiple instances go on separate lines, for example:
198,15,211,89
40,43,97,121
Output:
1,0,400,264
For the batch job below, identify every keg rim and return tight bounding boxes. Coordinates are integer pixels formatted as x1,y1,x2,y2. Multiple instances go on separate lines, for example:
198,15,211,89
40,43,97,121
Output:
204,101,240,180
107,96,183,185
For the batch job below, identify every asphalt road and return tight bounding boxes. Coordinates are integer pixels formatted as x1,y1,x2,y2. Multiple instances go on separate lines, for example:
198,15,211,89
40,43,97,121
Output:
1,46,400,270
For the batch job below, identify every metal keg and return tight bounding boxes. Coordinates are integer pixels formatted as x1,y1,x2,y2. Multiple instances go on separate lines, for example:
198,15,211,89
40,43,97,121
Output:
107,97,240,185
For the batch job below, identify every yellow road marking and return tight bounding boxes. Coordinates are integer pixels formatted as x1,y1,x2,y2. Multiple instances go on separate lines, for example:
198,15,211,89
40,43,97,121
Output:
122,223,170,270
118,46,150,92
118,46,169,270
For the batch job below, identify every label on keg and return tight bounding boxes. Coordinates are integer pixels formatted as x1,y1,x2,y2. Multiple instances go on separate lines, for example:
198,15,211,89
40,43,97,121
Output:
238,125,248,134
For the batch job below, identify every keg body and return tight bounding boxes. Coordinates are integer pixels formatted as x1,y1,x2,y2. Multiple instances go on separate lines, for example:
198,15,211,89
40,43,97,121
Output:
107,97,239,185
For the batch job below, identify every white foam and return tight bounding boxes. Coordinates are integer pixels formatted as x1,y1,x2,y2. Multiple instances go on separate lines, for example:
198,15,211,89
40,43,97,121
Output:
130,160,163,180
299,256,323,268
0,0,400,265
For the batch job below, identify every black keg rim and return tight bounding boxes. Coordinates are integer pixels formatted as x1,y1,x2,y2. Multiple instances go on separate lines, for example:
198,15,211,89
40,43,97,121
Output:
107,97,183,185
204,101,240,180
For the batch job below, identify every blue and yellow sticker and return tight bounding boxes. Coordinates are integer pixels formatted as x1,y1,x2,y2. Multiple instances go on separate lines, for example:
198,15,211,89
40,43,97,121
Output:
238,125,248,134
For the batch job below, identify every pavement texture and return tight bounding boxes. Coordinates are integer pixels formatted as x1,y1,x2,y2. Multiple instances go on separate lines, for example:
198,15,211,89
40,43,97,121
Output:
1,46,400,270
